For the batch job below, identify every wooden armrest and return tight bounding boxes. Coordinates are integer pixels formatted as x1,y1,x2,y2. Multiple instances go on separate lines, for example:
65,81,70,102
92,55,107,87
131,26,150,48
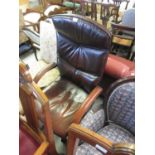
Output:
33,63,57,83
67,124,135,155
67,124,113,155
111,22,135,32
113,34,134,40
22,23,39,29
34,141,49,155
24,9,43,15
73,86,103,124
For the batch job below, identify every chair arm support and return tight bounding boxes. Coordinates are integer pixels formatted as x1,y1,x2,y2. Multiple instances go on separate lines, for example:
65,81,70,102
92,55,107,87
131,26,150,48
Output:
33,63,57,83
34,141,49,155
111,22,135,32
67,124,135,155
67,124,113,155
73,86,103,124
24,9,43,15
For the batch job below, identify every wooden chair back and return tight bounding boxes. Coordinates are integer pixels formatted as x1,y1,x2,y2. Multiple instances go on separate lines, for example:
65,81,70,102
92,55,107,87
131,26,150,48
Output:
19,61,58,155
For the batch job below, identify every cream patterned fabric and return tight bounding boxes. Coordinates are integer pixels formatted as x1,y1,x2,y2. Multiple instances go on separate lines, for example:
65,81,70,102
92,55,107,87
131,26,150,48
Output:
40,20,57,64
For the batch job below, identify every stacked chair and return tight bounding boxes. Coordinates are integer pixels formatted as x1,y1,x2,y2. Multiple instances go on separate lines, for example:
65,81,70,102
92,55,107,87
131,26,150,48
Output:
110,8,135,60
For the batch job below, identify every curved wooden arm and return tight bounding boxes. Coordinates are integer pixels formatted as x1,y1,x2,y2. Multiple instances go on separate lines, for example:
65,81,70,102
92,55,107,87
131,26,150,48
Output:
111,22,135,32
34,141,49,155
113,143,135,155
73,86,103,124
67,123,113,155
24,9,43,15
23,21,39,32
33,63,57,83
67,124,135,155
23,22,39,28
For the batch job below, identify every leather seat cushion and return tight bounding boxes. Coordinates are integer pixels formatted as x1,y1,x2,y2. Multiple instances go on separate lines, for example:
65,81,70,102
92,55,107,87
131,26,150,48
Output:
19,126,39,155
76,123,134,155
43,77,102,138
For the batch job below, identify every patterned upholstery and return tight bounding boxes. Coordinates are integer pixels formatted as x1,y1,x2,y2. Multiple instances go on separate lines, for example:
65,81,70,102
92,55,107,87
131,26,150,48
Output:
76,123,134,155
107,82,135,134
76,143,103,155
80,108,105,132
40,19,57,64
98,124,134,143
76,79,135,155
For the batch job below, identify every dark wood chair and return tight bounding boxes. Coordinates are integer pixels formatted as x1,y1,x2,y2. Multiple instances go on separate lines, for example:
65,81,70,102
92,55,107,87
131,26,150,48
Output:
110,8,135,60
100,0,130,27
19,62,58,155
20,14,111,140
67,76,135,155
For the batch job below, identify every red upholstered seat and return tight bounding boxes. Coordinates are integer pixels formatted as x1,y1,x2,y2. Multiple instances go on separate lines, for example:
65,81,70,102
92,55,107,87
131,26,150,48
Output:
19,125,39,155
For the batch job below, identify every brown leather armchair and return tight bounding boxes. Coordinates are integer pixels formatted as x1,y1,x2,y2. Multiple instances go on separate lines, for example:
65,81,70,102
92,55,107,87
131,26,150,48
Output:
21,14,111,139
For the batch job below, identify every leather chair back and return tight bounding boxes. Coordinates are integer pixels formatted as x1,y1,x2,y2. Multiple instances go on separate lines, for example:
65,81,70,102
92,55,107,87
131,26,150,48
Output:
51,14,111,92
106,77,135,134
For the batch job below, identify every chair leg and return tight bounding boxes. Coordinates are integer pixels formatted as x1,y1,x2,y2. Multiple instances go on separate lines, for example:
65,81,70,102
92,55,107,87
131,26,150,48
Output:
61,137,67,143
33,47,38,61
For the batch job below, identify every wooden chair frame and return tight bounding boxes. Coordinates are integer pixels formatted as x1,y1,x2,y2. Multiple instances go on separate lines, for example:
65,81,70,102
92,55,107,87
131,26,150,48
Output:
19,62,58,155
110,22,135,60
22,26,40,60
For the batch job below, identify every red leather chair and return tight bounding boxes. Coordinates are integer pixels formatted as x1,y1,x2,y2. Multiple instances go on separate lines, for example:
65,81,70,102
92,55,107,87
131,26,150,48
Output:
101,54,135,92
105,54,135,78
